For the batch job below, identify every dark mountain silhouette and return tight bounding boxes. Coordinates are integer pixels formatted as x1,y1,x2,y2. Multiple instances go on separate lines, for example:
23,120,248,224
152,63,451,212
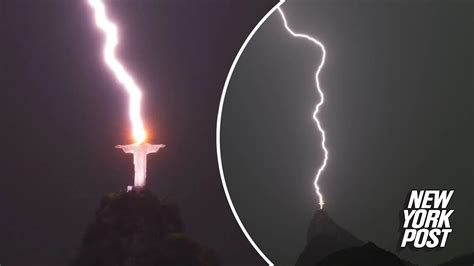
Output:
305,210,362,245
73,190,219,266
439,252,474,266
316,242,407,266
295,209,363,266
295,210,416,266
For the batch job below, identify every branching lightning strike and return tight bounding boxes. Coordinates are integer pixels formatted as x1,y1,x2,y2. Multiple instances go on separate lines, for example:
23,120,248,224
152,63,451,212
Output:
277,7,328,209
87,0,146,143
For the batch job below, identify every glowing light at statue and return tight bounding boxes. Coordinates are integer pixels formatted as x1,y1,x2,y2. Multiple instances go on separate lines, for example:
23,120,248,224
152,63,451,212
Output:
87,0,146,143
277,7,328,209
116,143,165,189
87,0,165,190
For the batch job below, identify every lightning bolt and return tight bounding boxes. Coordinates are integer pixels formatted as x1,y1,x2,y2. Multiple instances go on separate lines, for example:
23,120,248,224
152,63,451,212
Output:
277,7,328,209
87,0,147,144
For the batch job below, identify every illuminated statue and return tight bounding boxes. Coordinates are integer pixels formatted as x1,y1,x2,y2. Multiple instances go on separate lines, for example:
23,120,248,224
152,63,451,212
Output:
116,143,165,190
87,0,166,192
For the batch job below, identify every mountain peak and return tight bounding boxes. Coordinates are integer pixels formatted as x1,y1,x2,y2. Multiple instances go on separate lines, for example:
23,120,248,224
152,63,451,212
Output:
73,190,219,266
317,242,406,266
295,210,363,266
307,209,362,245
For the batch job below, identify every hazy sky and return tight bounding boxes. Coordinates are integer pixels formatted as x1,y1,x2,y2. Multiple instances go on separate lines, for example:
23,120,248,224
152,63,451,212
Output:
221,0,474,265
0,1,277,265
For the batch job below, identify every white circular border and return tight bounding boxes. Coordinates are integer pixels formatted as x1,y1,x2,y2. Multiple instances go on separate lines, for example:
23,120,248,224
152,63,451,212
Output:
216,1,285,265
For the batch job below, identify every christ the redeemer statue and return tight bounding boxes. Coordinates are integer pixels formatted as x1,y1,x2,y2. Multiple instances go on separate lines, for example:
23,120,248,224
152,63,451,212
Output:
116,142,165,190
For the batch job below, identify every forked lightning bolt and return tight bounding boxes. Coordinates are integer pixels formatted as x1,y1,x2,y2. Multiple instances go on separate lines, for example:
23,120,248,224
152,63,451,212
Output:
278,7,328,209
87,0,147,143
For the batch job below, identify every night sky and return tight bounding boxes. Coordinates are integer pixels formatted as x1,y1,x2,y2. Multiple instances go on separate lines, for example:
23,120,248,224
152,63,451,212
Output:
0,1,277,265
221,0,473,265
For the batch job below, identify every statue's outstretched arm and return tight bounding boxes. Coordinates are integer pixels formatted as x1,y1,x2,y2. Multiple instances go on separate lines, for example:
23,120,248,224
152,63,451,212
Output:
115,144,133,154
147,144,166,153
